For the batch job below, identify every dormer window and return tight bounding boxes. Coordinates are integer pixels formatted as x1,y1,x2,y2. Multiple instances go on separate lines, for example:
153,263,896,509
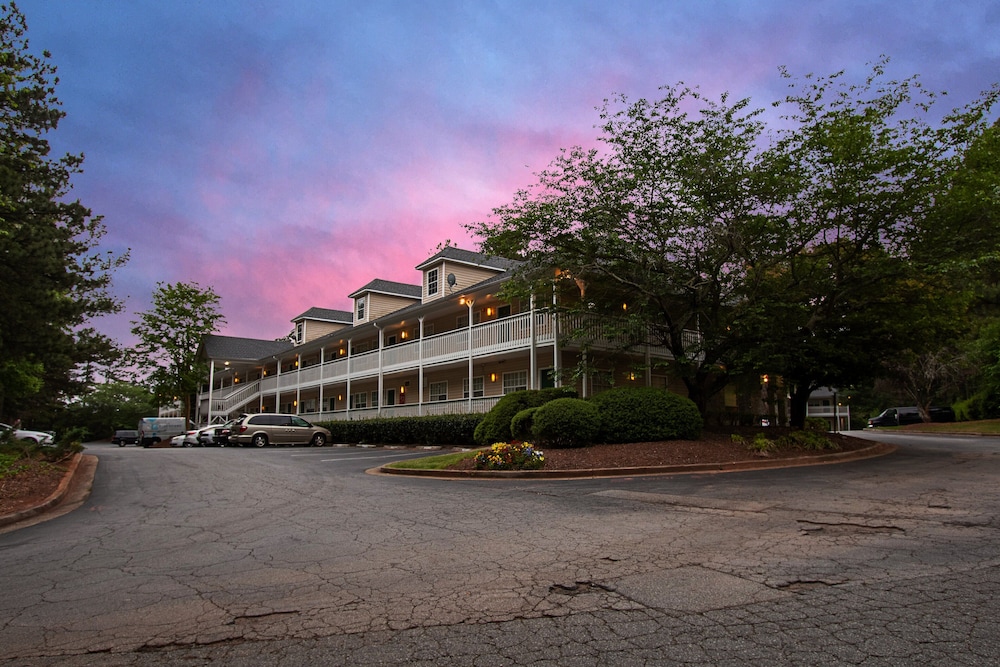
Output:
427,268,439,296
356,295,366,320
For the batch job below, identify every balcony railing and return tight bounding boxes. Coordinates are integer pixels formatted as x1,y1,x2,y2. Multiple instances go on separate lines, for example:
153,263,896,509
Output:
199,311,697,419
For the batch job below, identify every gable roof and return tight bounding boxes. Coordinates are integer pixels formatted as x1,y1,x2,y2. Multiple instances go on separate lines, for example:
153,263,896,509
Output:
415,246,520,272
199,334,295,362
291,307,353,324
348,279,422,300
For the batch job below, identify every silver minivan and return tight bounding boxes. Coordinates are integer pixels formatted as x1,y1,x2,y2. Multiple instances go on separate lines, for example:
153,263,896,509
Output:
229,413,331,447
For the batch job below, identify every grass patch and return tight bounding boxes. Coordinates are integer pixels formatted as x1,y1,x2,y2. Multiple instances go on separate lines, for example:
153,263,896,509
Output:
384,450,480,470
900,419,1000,435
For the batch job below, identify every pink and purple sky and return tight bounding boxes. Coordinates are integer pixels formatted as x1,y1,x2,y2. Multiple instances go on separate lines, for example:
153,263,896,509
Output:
18,1,1000,345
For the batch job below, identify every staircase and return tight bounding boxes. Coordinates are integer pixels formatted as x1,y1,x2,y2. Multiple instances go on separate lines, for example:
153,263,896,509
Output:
207,381,261,420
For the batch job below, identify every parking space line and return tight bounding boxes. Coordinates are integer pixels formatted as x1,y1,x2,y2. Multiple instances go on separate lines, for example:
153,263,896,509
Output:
320,453,425,462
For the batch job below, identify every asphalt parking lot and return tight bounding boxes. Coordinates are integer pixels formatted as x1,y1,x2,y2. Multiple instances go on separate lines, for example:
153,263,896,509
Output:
3,432,1000,666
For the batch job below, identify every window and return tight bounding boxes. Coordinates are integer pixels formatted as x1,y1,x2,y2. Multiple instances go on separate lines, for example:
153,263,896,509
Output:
463,376,484,398
350,392,368,409
295,321,304,343
427,268,439,296
424,323,435,335
371,390,379,408
497,304,512,318
428,381,448,401
387,334,397,346
356,295,366,320
502,371,528,395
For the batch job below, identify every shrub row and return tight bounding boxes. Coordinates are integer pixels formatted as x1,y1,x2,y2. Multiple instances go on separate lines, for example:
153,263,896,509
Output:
318,413,483,446
473,387,578,444
315,386,703,450
477,386,703,449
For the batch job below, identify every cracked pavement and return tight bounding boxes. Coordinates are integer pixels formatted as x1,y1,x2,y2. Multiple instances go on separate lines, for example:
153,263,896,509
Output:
2,431,999,665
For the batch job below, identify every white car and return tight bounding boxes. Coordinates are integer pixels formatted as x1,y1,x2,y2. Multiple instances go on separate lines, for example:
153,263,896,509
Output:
194,425,220,446
170,433,186,447
2,422,55,445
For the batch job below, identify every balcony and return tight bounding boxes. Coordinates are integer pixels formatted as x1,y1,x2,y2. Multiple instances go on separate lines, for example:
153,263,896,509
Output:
199,311,696,420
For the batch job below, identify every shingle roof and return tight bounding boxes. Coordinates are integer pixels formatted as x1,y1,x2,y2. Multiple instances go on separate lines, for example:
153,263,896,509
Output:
291,307,353,324
200,335,295,362
348,279,422,300
415,246,520,272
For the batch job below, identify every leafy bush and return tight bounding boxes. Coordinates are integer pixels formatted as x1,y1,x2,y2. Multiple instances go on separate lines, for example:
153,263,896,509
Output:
474,442,545,470
473,388,577,445
779,430,839,451
510,407,538,442
746,433,776,454
590,386,702,443
804,417,829,432
954,390,1000,421
531,398,600,448
319,413,483,446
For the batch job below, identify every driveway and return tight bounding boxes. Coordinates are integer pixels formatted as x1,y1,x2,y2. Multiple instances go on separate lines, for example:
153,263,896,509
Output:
2,433,999,665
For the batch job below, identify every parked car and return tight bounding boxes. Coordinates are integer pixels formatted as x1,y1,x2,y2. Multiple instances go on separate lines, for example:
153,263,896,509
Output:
194,423,228,446
170,433,186,447
180,428,207,447
112,429,139,446
0,422,54,446
228,413,331,447
867,406,956,428
199,419,235,447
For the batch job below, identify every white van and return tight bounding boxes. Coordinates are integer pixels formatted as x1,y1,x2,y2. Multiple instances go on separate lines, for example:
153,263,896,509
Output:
137,417,190,447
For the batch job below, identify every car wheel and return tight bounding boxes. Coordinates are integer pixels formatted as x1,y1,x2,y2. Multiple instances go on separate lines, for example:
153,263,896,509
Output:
252,434,268,448
311,433,326,447
118,442,125,447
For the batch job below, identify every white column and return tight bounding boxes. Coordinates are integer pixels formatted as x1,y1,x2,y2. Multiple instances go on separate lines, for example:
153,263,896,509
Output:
376,325,384,417
345,339,352,419
466,300,474,413
418,317,425,416
529,294,537,390
207,362,215,425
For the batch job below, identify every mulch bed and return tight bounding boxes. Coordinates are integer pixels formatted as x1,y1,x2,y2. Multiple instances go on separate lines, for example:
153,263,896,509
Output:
449,429,869,471
0,458,68,517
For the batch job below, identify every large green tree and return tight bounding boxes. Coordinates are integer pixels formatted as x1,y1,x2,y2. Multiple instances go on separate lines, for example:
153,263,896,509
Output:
745,63,996,426
129,282,225,423
0,2,126,423
471,61,998,426
470,85,795,417
57,380,157,440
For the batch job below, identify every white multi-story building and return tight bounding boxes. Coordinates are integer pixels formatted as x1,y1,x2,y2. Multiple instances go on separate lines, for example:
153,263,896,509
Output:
196,245,851,428
196,246,690,424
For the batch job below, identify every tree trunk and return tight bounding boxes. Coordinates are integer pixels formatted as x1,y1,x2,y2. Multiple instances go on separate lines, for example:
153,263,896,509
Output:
788,383,813,429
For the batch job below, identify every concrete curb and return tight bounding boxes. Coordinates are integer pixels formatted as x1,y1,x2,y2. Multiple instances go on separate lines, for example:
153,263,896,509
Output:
0,452,91,527
374,442,898,480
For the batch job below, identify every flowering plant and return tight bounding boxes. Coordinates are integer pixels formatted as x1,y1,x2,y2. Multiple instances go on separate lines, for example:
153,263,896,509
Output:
474,442,545,471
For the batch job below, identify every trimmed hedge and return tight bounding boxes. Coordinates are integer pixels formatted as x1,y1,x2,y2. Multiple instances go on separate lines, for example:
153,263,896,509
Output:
318,413,483,446
531,398,600,448
510,407,538,442
473,387,577,445
590,386,702,442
